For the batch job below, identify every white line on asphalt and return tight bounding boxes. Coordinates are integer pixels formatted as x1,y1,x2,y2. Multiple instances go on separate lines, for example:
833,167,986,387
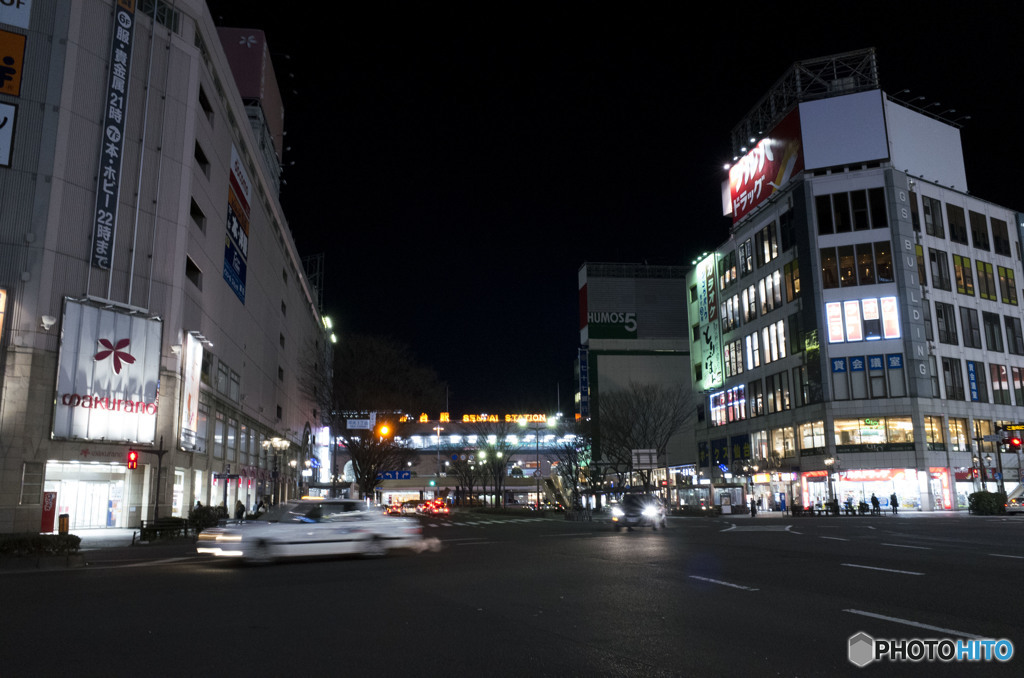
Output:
821,536,850,541
988,553,1024,559
881,543,931,550
688,575,759,591
843,609,985,639
841,563,924,575
538,533,591,537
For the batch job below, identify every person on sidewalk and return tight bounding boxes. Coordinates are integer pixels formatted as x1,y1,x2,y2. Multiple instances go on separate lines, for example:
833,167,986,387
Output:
750,498,757,518
890,492,898,515
870,493,880,515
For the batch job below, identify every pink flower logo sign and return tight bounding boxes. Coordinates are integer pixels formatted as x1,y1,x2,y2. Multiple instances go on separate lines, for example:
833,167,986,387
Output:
94,338,136,374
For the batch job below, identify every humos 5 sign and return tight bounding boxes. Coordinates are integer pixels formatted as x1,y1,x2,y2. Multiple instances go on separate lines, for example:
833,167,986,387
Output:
52,299,162,443
587,311,638,339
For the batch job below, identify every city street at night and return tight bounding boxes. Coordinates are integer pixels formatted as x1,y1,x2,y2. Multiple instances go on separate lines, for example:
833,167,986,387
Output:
2,512,1021,677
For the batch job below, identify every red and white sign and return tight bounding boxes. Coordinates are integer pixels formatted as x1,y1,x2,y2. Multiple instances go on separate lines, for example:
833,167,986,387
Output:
52,299,162,443
729,109,804,223
41,491,57,533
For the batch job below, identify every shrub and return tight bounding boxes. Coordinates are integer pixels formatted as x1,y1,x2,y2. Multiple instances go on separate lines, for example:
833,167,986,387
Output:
0,533,82,556
968,491,1006,515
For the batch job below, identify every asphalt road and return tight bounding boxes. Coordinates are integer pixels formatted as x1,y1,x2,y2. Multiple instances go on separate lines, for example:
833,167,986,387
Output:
2,512,1022,677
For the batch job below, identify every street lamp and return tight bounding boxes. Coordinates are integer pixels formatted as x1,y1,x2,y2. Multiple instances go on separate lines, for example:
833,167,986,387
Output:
824,456,840,512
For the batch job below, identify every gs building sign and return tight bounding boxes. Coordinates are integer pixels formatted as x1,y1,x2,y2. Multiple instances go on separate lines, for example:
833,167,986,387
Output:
587,311,637,339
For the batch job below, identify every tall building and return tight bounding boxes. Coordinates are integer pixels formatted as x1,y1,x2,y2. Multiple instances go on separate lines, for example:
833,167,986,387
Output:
689,49,1024,513
0,1,328,532
577,262,694,501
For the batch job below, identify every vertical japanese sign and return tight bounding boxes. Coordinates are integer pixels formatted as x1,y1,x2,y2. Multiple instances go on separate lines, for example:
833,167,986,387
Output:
179,333,203,449
223,145,250,303
90,0,136,270
578,347,589,417
695,253,723,390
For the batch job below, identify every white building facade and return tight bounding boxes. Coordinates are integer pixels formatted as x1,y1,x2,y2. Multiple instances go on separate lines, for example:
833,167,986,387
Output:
689,50,1024,513
0,0,327,532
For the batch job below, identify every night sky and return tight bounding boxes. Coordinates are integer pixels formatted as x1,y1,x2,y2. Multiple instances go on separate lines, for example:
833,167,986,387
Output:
206,1,1024,414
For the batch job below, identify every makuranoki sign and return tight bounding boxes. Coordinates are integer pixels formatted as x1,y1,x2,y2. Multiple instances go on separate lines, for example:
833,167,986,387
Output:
52,299,162,444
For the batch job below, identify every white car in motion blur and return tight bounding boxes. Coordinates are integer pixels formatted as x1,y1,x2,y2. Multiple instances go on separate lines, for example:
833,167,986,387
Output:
197,497,425,563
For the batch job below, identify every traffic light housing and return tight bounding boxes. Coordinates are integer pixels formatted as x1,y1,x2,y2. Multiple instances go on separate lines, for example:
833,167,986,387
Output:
1005,435,1022,452
127,449,139,469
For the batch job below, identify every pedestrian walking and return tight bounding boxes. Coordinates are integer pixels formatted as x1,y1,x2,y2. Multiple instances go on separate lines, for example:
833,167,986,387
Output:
890,492,898,515
870,493,880,515
234,499,245,520
750,498,757,518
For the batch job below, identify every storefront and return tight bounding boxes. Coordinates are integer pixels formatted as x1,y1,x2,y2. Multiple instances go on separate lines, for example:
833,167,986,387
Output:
798,467,945,512
44,461,130,529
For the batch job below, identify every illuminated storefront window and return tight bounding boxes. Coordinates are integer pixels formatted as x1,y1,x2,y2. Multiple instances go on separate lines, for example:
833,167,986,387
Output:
834,417,913,451
948,418,969,452
770,426,795,459
924,416,945,451
799,421,825,452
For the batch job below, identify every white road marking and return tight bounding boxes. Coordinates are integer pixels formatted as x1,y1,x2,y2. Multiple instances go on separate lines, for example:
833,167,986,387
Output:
843,609,985,639
841,563,924,575
988,553,1024,559
880,543,931,550
821,536,850,541
689,575,759,591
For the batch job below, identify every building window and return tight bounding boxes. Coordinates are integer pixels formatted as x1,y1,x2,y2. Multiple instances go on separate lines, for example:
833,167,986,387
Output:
991,364,1011,405
20,462,43,505
992,218,1011,256
952,255,974,296
1005,316,1024,355
970,361,989,403
194,142,210,178
278,366,284,382
718,251,737,290
196,401,209,453
280,333,286,348
856,243,875,285
868,188,888,229
799,421,825,451
784,260,801,301
229,370,240,402
739,239,754,276
948,417,969,452
190,199,206,232
941,357,965,400
983,312,1004,352
929,249,951,290
924,416,945,450
816,194,834,235
742,284,757,321
724,339,744,378
185,256,203,290
947,204,968,244
874,242,893,283
934,302,958,345
909,191,921,231
755,221,779,266
976,261,997,301
748,380,763,417
916,245,927,286
959,307,982,349
821,248,839,289
213,412,225,458
281,301,287,316
216,361,229,394
922,196,944,237
226,417,238,462
969,211,990,251
838,245,856,287
198,84,214,124
793,365,811,407
1013,367,1024,406
276,405,283,420
998,266,1017,305
923,302,933,342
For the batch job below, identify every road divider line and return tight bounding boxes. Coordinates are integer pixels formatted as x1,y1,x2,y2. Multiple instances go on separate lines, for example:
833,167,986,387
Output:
821,536,849,541
988,553,1024,559
841,563,924,575
688,575,759,591
880,543,931,550
843,609,985,639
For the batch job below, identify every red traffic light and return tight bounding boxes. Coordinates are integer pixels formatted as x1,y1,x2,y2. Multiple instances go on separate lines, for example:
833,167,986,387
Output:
127,450,139,469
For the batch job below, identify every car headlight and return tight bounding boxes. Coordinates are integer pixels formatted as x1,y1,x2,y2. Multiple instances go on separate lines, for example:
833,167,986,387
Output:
642,506,659,518
611,506,624,517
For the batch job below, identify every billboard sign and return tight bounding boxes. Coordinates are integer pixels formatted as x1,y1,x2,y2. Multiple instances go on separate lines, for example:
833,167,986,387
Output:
586,311,637,339
223,145,251,303
0,0,33,29
729,108,803,223
0,28,26,96
695,253,723,390
179,333,203,449
53,299,162,443
0,101,15,167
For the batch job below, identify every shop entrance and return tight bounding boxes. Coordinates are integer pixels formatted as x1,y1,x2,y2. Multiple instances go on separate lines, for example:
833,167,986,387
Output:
45,462,127,529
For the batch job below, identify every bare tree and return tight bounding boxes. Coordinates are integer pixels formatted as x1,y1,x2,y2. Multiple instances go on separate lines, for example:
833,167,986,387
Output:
598,381,694,492
552,418,591,508
467,420,518,507
446,450,483,506
344,423,417,501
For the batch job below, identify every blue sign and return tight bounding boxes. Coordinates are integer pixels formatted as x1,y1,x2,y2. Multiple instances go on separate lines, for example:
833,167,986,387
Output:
376,470,412,480
831,358,847,373
867,355,884,371
850,356,865,372
886,353,903,369
967,360,979,401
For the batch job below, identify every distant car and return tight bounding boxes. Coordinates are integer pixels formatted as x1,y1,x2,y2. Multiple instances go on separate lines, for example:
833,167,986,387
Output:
1006,495,1024,514
610,494,667,531
196,497,424,563
426,499,449,515
401,500,421,516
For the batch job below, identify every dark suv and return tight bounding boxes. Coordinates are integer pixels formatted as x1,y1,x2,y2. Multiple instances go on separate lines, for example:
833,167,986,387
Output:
610,494,667,531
